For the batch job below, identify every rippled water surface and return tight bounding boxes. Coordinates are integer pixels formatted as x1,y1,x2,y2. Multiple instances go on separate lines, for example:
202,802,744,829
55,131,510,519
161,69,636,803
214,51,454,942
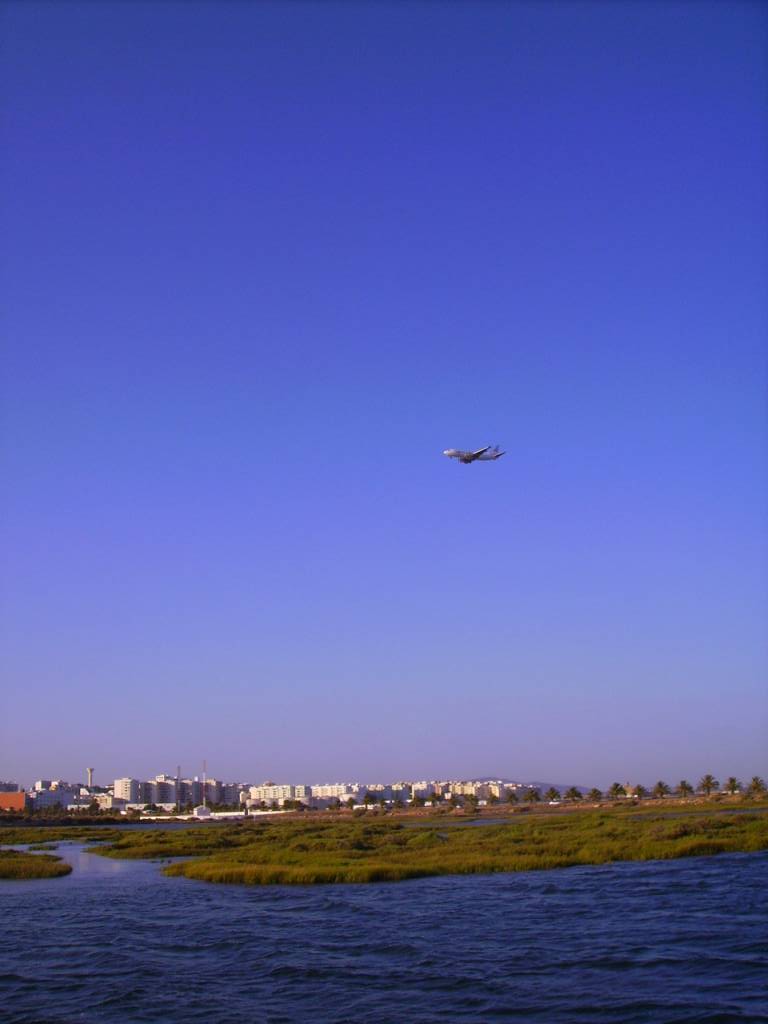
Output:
1,845,767,1023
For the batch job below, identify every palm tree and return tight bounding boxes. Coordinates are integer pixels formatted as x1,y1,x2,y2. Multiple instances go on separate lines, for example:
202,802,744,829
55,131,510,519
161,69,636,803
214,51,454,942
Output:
587,788,602,802
652,781,670,799
633,784,648,800
505,790,518,805
724,777,741,795
525,787,541,804
676,780,693,799
564,787,582,802
698,774,719,796
747,776,766,798
608,782,626,800
544,787,561,802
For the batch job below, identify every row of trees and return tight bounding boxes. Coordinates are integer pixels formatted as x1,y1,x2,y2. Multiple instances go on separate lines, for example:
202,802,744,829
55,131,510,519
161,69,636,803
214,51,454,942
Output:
506,775,767,805
329,776,768,810
348,776,768,809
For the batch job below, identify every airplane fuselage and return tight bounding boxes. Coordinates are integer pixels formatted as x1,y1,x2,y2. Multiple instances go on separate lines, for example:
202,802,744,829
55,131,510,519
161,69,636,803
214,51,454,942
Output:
443,445,505,463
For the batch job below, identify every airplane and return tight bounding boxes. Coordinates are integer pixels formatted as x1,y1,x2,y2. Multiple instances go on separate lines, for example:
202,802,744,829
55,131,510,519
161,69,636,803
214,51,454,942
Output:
443,444,505,464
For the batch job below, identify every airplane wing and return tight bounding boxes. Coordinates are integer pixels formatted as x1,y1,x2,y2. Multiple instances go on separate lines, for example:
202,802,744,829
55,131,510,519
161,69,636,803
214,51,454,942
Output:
470,446,491,459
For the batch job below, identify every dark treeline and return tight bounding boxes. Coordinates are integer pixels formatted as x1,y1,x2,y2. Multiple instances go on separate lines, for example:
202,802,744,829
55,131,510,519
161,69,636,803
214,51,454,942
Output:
510,775,766,804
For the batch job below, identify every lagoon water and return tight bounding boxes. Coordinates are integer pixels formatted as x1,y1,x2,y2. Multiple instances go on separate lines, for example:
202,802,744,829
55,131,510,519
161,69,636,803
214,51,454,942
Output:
1,844,767,1023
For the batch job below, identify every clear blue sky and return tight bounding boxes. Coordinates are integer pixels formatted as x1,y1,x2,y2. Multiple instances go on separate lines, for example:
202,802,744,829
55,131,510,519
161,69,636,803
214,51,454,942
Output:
2,1,766,789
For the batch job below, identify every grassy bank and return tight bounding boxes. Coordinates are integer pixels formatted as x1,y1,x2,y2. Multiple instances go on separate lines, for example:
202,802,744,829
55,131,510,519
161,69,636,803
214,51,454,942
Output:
0,850,72,880
0,826,123,845
86,809,768,885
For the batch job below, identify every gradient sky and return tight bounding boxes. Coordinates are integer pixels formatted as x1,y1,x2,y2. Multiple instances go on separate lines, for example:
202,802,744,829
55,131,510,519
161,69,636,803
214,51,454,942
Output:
2,1,766,790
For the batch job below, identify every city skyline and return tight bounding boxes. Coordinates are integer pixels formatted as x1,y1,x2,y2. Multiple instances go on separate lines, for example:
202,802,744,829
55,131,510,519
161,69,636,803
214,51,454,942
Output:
4,760,764,796
2,2,766,786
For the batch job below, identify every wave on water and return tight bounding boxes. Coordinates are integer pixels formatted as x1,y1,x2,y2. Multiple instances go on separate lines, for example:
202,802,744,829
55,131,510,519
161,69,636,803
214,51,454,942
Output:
1,849,767,1023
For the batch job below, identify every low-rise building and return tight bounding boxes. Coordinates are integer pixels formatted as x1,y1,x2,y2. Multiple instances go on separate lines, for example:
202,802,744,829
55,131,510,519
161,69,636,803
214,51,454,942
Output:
32,786,84,808
93,794,126,811
0,792,27,812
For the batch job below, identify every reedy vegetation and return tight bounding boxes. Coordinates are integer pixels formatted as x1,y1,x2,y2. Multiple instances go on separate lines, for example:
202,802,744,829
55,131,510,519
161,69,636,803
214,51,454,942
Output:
0,849,72,879
0,827,124,845
86,809,768,886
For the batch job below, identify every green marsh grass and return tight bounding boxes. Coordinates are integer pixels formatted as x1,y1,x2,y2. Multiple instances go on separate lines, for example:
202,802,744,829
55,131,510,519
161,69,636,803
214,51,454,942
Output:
87,810,768,885
0,850,72,880
0,826,123,845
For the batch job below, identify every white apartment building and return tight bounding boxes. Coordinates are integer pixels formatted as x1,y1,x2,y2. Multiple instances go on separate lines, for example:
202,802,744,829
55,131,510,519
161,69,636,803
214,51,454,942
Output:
113,778,140,803
310,783,356,799
446,781,474,796
221,783,246,805
364,784,394,799
248,784,300,804
410,781,437,798
146,780,177,804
